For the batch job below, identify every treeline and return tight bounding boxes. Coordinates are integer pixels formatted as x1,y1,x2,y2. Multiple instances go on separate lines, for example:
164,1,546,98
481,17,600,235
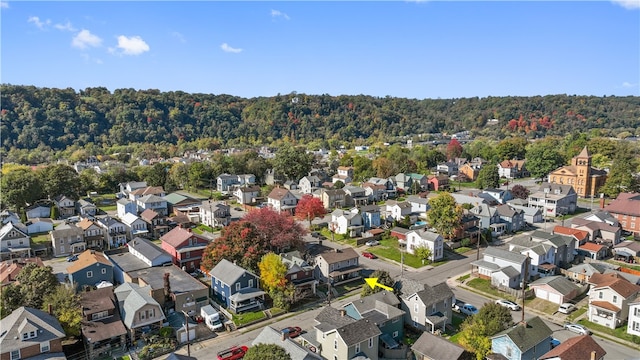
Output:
1,84,639,157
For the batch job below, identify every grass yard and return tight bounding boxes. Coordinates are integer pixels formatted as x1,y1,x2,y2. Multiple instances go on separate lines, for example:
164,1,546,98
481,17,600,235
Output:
523,298,558,315
232,310,266,326
457,274,471,283
30,233,50,245
466,278,518,302
454,246,473,254
577,319,640,346
567,306,587,322
367,237,447,269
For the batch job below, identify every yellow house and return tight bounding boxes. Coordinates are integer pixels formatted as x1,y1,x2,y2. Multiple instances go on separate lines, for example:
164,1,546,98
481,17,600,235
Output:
548,146,607,198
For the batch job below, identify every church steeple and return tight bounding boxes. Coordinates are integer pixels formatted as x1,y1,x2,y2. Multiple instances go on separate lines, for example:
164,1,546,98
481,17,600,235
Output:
572,146,591,167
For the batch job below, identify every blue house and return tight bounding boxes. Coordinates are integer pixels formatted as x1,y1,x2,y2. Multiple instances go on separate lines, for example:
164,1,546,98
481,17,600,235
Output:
209,259,265,313
67,250,114,290
490,316,553,360
355,204,381,230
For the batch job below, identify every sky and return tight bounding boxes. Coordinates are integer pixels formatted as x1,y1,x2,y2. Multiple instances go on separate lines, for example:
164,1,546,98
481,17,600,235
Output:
1,1,639,100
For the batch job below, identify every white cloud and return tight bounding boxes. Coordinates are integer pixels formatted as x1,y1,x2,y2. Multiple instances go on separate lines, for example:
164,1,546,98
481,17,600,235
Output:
611,0,640,9
221,43,242,53
271,9,290,20
54,21,76,32
171,31,186,43
116,35,150,55
622,81,637,88
1,2,9,9
72,29,102,49
28,16,51,29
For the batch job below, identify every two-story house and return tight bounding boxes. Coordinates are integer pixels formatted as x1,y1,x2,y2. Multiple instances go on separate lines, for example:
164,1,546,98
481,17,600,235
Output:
114,282,166,341
267,187,299,214
509,236,557,278
469,203,501,230
78,218,105,250
136,194,168,216
233,186,261,205
427,175,450,192
312,306,381,360
333,166,354,185
209,259,265,313
471,247,528,289
307,245,361,284
604,192,640,236
121,213,149,240
498,159,528,179
299,175,323,195
343,185,369,207
50,223,85,257
352,205,381,230
480,188,514,205
571,217,621,246
97,216,128,248
436,162,458,177
0,307,66,360
118,181,147,199
67,249,114,290
77,199,98,217
490,317,552,360
588,273,640,329
217,173,256,193
384,200,413,223
394,173,413,192
139,209,170,239
117,198,138,219
408,173,429,192
627,294,640,336
281,251,318,300
162,192,201,217
161,227,210,271
199,200,231,228
400,282,454,334
406,196,430,219
319,189,346,210
128,186,166,202
253,326,322,360
0,222,32,260
53,195,76,218
330,210,364,237
539,334,606,360
365,177,397,199
405,229,444,261
528,183,577,218
80,287,127,359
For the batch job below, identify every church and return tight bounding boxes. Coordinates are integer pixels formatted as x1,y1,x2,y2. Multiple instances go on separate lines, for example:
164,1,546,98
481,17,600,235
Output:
548,146,607,198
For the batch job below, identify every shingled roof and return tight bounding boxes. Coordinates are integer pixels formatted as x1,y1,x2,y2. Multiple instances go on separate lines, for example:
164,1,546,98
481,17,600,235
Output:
492,316,552,353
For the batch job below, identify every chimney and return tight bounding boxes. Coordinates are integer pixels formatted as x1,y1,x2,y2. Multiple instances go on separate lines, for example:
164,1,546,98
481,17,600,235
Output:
591,350,597,360
599,197,605,209
339,309,346,317
48,304,53,315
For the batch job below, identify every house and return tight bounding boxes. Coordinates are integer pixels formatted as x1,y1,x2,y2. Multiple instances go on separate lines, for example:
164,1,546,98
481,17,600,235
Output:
390,227,411,242
481,188,514,205
307,244,361,284
267,187,298,214
451,193,488,207
552,226,589,246
199,200,231,228
280,251,318,299
121,213,149,240
394,173,413,192
127,265,209,316
77,199,98,217
299,175,322,195
25,202,51,219
0,307,66,360
25,218,53,234
582,210,620,227
136,194,168,216
469,203,500,230
508,235,557,278
114,282,166,341
406,196,430,218
528,276,582,305
97,216,128,248
588,273,640,329
139,209,170,239
80,287,128,359
67,249,114,290
333,166,354,184
319,188,346,210
118,181,148,199
162,192,201,216
0,222,32,260
627,295,640,336
613,240,640,263
548,146,607,198
330,209,364,237
252,326,322,360
471,247,527,289
0,210,21,225
571,217,621,245
209,259,265,313
491,317,552,360
233,186,261,205
343,185,369,207
0,257,44,287
561,263,610,284
408,173,429,191
127,237,173,268
459,163,481,182
405,229,444,261
427,175,450,191
128,186,166,201
365,177,397,199
116,198,137,219
436,162,458,177
384,200,413,222
578,242,607,260
496,204,525,233
160,226,210,271
53,195,76,218
498,159,528,179
50,223,85,257
311,306,381,360
539,334,606,360
353,205,381,230
509,204,544,224
604,192,640,236
77,218,105,250
401,282,454,333
217,173,256,192
411,331,472,360
528,183,577,217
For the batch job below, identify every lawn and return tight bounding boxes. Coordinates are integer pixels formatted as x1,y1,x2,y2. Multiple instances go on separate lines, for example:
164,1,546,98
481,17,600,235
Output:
232,310,266,326
577,319,640,346
367,237,449,269
466,278,518,302
454,246,473,254
30,233,50,245
567,306,587,322
523,298,558,315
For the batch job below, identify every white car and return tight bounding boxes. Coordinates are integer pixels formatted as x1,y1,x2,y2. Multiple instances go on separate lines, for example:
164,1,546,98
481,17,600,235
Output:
564,323,591,335
558,303,576,314
365,240,380,246
495,299,521,311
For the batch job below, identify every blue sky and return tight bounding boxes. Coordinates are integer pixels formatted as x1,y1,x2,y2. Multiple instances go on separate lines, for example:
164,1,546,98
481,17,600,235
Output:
1,1,639,99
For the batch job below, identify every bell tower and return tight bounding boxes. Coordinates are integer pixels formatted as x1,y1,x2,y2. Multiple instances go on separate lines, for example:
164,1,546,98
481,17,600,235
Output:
573,146,591,197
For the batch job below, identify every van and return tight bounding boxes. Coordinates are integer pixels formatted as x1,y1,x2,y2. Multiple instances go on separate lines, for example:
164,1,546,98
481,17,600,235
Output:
201,305,224,331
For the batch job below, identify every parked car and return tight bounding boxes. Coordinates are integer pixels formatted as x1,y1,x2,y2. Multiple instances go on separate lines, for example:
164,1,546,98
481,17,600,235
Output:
362,251,377,259
365,239,380,246
564,323,591,335
558,303,576,314
495,299,521,311
66,254,78,262
217,345,248,360
550,338,561,348
281,326,302,338
459,304,479,316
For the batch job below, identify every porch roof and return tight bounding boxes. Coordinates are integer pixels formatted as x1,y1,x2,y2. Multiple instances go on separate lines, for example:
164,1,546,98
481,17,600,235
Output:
590,301,620,313
229,288,266,302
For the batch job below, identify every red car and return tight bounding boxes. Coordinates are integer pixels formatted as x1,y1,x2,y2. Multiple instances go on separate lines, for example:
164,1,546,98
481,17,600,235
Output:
217,345,248,360
362,251,377,259
281,326,302,338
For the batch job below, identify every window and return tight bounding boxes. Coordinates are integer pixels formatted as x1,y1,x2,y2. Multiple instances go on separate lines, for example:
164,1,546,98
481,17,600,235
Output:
92,311,109,320
139,312,145,320
236,283,240,291
355,343,360,353
87,271,93,278
414,303,418,313
368,337,373,348
633,321,640,331
248,279,254,288
10,350,19,360
40,341,50,353
334,339,338,350
30,331,36,338
291,273,297,280
613,295,618,303
598,292,603,299
60,246,65,253
22,333,29,340
101,268,107,274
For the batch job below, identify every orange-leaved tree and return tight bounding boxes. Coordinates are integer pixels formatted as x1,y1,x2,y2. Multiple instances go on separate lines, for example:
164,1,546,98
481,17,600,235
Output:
295,194,326,228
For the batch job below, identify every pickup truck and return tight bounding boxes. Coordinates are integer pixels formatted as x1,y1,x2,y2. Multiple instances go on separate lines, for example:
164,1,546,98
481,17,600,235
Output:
217,345,248,360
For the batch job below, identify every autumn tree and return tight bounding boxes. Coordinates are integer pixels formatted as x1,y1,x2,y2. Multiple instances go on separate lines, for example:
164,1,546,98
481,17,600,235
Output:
258,252,288,293
360,270,395,297
427,192,463,240
201,221,265,273
446,139,463,160
476,163,499,189
414,246,433,265
43,285,82,336
458,302,513,360
525,139,566,179
243,343,291,360
510,184,530,199
244,207,306,252
372,157,396,178
295,195,327,228
0,264,59,315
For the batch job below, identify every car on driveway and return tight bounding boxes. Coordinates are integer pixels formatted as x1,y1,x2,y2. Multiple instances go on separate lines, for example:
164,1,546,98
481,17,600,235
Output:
362,251,377,259
550,338,561,348
281,326,302,338
495,299,521,311
564,323,591,335
365,240,380,246
558,303,576,314
66,254,78,262
459,304,479,316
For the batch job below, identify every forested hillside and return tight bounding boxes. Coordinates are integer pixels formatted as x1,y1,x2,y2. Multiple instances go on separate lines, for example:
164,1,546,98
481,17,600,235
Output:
1,84,639,153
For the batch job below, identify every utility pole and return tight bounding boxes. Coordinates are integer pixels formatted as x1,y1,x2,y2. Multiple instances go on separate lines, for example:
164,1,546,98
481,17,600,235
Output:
521,254,530,323
182,310,191,357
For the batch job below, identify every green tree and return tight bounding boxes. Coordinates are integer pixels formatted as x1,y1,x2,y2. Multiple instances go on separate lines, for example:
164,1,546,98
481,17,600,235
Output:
600,151,639,197
525,139,566,179
427,192,463,240
414,246,433,265
495,137,528,161
476,164,499,189
258,252,288,293
243,343,292,360
458,302,513,360
39,164,82,199
271,142,314,181
361,270,395,297
42,285,82,336
0,168,44,212
1,264,59,315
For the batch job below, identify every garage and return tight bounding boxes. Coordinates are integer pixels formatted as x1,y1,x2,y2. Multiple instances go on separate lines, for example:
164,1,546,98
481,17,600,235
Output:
548,292,562,304
529,276,581,305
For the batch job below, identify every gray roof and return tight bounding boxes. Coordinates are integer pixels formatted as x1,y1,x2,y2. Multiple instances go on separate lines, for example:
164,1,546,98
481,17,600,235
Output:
336,318,382,347
529,276,580,296
114,282,165,328
358,204,381,213
393,277,426,299
495,266,521,279
315,306,356,332
138,194,165,203
492,317,552,352
209,259,257,286
484,247,527,264
470,260,502,271
409,229,442,242
566,263,610,276
252,327,322,360
412,331,469,360
106,251,151,273
50,223,84,237
128,237,172,263
0,307,66,353
345,291,404,322
127,265,207,293
415,282,454,306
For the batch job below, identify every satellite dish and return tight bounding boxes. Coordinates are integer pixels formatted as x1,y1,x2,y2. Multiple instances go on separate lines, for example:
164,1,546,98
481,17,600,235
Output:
292,97,299,104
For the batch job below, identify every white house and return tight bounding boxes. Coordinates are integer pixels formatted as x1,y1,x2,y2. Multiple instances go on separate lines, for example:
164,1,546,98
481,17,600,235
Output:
588,273,640,329
267,187,298,214
627,296,640,336
471,247,528,289
233,186,261,205
405,229,444,261
330,210,364,237
120,213,149,240
299,175,322,194
384,200,412,222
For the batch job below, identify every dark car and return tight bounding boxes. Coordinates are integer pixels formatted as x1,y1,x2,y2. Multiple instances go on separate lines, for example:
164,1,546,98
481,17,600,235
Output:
281,326,302,338
362,251,377,259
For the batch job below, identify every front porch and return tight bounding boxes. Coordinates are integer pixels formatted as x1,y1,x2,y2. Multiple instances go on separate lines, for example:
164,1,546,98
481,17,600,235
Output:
538,263,557,277
229,288,266,314
589,301,622,329
329,266,362,285
425,312,448,334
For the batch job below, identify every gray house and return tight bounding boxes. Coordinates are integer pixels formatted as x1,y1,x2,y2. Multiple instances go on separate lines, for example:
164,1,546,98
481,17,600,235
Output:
401,282,454,333
412,331,472,360
114,282,166,341
490,317,552,360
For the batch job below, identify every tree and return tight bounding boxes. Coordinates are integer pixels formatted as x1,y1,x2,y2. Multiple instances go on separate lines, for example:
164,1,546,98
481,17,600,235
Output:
446,139,463,160
201,221,265,273
458,302,513,360
1,264,59,315
39,164,82,199
525,139,566,179
271,142,314,181
427,192,463,240
244,207,306,252
243,343,291,360
372,157,396,178
600,150,640,198
510,184,530,199
42,285,82,336
476,164,499,189
0,168,44,212
360,270,395,297
495,137,528,161
258,252,288,293
414,246,433,265
295,195,327,228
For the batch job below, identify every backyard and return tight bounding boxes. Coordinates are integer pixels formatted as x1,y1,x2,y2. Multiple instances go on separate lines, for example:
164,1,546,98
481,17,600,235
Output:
367,237,447,269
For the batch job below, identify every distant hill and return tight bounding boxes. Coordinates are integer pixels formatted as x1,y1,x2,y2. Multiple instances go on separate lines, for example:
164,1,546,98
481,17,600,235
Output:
1,84,638,151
